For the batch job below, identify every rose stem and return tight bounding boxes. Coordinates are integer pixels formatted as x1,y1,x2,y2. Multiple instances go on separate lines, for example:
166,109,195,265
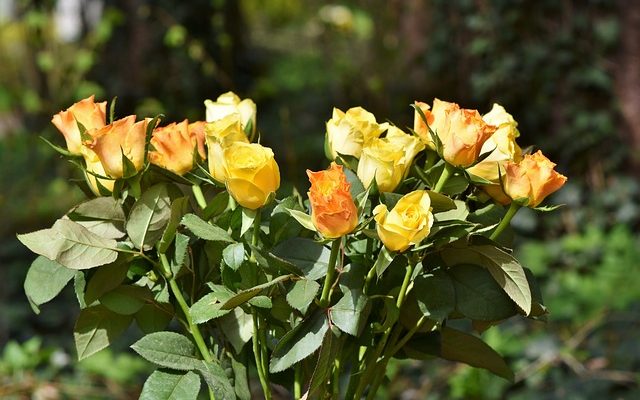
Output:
490,202,521,241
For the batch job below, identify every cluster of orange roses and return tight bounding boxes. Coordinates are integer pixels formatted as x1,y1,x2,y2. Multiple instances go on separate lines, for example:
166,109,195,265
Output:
52,93,279,210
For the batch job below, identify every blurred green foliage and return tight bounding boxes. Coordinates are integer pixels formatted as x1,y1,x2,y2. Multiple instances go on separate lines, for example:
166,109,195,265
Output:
1,0,637,398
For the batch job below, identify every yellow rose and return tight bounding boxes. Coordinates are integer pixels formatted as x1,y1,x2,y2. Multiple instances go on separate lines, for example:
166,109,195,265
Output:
419,99,497,167
86,115,150,179
325,106,388,160
373,190,434,252
307,162,358,239
503,150,567,207
204,91,257,139
223,142,280,209
205,114,250,183
467,104,522,182
357,127,424,192
51,95,107,155
148,120,207,175
81,147,114,195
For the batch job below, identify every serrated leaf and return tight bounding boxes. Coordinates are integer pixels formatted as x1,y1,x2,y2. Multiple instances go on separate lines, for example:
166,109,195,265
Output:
222,243,245,271
231,358,251,400
199,361,236,400
18,219,118,270
442,245,532,315
220,274,292,310
74,305,132,360
330,289,368,336
101,285,153,315
131,331,202,371
374,247,395,277
84,260,130,305
286,279,320,314
272,238,331,280
189,291,234,324
287,209,317,232
139,369,201,400
171,233,190,276
270,196,305,244
203,191,229,220
135,303,174,334
305,330,340,398
270,311,329,373
250,245,304,276
240,208,256,237
181,214,234,243
414,271,455,321
23,256,75,309
248,296,272,308
439,327,514,380
126,184,173,250
158,197,190,254
448,264,517,321
218,307,253,354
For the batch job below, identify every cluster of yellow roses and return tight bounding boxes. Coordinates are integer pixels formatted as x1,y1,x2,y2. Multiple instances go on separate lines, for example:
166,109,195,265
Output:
52,93,280,210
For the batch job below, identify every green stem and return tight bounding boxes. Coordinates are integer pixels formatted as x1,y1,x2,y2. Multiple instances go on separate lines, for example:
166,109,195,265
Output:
191,184,207,210
395,260,415,309
390,316,428,355
333,358,341,398
425,150,437,170
252,313,271,400
363,264,377,295
433,163,453,193
294,363,302,399
489,202,521,241
319,239,342,308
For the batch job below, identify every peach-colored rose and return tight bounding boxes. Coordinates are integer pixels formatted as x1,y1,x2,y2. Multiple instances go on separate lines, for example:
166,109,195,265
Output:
307,162,358,238
417,99,496,167
148,120,206,175
503,151,567,207
86,115,150,179
51,95,107,155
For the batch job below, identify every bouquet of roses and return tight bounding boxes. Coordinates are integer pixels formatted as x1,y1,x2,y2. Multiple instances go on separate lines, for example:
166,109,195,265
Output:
18,92,566,399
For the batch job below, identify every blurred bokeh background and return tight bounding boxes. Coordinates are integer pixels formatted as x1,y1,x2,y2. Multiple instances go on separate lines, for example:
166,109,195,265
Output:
1,0,639,398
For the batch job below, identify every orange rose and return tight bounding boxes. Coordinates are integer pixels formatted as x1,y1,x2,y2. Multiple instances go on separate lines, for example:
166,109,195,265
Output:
503,151,567,207
86,115,150,179
418,99,496,167
307,162,358,238
51,95,107,155
148,120,207,175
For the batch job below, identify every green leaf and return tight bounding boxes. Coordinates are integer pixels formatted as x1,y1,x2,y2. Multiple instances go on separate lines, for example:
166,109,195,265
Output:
272,238,331,280
249,296,272,308
69,197,126,239
74,305,132,360
101,285,153,315
199,361,236,400
342,165,365,199
286,279,320,314
218,307,253,354
135,303,174,334
220,274,293,310
413,271,455,321
131,331,202,371
305,330,340,398
84,260,129,305
189,290,234,324
158,197,190,254
434,200,469,222
74,271,87,308
18,219,118,270
442,245,532,315
447,264,516,321
181,214,234,243
231,358,251,400
426,190,457,213
222,243,245,271
250,245,303,276
270,311,329,373
203,191,229,220
330,288,368,336
240,208,256,237
171,233,190,276
126,184,174,250
374,247,395,277
270,196,305,244
439,327,514,381
287,209,317,232
139,369,201,400
23,256,75,310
